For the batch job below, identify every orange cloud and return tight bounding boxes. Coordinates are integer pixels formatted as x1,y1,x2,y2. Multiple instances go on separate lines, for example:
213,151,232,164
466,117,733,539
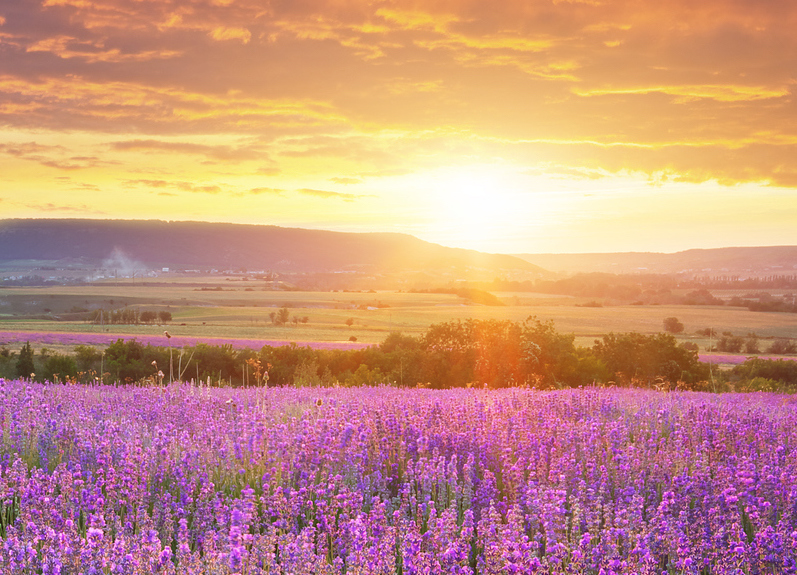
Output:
209,26,251,43
2,0,797,254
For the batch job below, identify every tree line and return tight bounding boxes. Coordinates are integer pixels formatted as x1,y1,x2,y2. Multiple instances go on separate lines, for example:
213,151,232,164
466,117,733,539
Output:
88,308,172,325
1,317,795,391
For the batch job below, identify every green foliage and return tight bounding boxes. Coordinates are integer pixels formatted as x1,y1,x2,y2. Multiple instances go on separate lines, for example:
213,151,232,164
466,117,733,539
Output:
15,341,35,379
732,358,797,388
522,316,582,388
74,344,102,372
592,332,709,386
735,377,783,393
104,339,168,384
192,343,239,384
42,354,78,383
343,364,384,386
421,320,475,388
293,359,323,386
24,318,722,390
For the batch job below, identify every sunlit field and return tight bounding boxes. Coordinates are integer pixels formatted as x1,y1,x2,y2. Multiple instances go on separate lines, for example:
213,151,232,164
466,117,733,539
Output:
1,380,796,573
1,284,795,351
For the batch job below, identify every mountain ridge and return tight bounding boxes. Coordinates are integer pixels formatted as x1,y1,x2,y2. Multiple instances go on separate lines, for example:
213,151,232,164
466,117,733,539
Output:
0,219,546,277
515,246,797,276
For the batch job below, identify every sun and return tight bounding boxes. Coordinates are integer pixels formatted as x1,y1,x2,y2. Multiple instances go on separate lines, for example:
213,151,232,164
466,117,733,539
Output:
426,165,529,252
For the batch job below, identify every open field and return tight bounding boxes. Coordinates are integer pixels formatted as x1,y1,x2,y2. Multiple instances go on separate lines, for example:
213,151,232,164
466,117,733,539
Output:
1,282,795,352
1,381,796,573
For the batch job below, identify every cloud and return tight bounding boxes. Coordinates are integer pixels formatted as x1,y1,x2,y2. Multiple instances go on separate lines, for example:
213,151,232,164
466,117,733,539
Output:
1,0,797,251
20,201,105,215
0,141,109,170
26,35,181,63
330,177,362,185
124,179,225,194
209,26,251,43
111,139,265,162
297,188,361,201
257,166,282,176
244,187,284,196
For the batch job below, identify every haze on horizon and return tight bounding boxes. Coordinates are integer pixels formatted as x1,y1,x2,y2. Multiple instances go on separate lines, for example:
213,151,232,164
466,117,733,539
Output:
1,0,795,255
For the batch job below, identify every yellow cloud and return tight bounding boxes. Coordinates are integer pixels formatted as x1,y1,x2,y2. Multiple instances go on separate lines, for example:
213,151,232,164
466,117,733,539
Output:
573,84,791,102
375,8,460,34
209,26,251,43
0,75,348,130
27,35,180,62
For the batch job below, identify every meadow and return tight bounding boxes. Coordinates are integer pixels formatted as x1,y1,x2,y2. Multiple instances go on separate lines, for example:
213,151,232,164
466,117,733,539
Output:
2,282,795,351
1,380,796,574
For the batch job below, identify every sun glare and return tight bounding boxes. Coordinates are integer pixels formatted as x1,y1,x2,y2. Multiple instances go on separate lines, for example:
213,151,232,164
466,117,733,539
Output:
419,165,547,252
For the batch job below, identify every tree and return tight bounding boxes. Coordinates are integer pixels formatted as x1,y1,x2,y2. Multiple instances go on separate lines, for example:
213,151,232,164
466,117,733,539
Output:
140,310,157,324
521,316,584,387
158,311,172,323
15,341,35,379
43,354,77,383
593,332,709,386
74,345,102,372
277,307,290,325
663,317,684,334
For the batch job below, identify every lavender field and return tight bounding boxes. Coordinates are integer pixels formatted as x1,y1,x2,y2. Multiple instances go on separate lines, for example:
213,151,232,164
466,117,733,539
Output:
1,381,796,574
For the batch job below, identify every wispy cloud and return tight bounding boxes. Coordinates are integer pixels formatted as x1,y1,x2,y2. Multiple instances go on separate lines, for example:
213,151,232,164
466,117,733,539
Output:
1,0,796,252
297,188,361,201
124,179,225,194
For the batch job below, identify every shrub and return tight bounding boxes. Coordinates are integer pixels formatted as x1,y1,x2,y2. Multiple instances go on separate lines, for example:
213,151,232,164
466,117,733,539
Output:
42,354,78,383
767,338,797,355
732,358,797,387
663,317,684,334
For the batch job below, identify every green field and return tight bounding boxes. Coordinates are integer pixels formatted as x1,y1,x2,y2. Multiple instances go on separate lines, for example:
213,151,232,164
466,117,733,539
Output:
1,281,794,351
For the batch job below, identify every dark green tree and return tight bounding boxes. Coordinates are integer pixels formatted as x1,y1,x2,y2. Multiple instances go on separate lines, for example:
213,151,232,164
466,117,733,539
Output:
43,354,78,383
593,332,709,386
15,341,35,379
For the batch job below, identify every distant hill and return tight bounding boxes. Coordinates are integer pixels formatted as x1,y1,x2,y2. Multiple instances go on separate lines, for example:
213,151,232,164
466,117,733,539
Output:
0,219,547,278
516,247,797,276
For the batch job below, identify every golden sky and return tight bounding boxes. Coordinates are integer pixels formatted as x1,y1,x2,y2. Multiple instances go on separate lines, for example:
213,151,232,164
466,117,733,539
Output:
1,0,796,254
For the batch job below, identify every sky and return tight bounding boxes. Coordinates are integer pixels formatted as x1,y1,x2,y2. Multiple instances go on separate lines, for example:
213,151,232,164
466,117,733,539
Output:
0,0,796,255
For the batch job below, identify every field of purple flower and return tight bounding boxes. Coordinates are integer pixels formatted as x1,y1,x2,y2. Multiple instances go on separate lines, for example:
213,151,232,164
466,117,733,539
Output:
1,381,796,574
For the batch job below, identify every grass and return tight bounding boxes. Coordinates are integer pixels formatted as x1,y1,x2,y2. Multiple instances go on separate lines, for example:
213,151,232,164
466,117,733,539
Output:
1,282,795,349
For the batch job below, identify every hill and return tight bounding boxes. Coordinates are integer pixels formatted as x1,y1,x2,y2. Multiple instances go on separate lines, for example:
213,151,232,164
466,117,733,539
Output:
515,247,797,277
0,219,547,279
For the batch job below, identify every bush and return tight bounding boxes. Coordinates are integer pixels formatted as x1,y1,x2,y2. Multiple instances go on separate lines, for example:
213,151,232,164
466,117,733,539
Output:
767,338,797,355
731,358,797,387
42,354,77,383
736,377,783,393
663,317,684,334
715,336,745,354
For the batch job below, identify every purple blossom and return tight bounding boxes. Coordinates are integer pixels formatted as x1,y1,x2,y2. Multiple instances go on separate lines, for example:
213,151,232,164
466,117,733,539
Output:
1,381,796,573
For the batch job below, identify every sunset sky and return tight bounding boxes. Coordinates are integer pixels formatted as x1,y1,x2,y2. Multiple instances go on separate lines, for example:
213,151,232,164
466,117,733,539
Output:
1,0,796,254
